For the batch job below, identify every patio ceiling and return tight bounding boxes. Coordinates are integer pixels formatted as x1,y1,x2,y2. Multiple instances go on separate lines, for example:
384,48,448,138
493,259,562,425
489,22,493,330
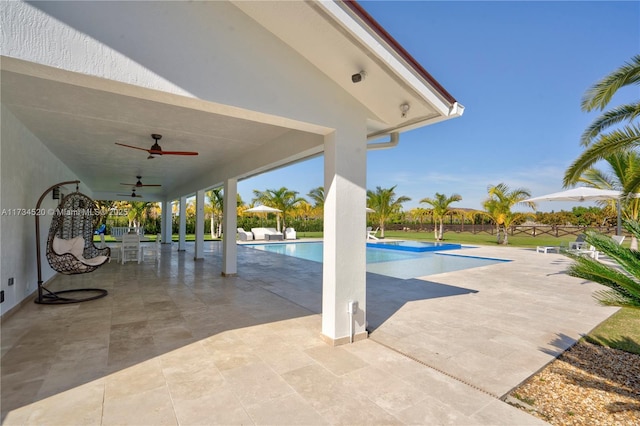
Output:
2,64,298,202
1,1,460,203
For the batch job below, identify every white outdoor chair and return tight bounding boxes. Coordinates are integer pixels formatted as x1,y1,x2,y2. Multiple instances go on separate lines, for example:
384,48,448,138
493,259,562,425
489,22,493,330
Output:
285,227,297,240
237,228,254,241
612,235,625,245
367,227,379,241
141,234,161,262
121,234,141,264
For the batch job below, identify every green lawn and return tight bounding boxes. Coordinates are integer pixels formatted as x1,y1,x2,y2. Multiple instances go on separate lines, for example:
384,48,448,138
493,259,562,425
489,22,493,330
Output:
381,230,580,248
584,307,640,355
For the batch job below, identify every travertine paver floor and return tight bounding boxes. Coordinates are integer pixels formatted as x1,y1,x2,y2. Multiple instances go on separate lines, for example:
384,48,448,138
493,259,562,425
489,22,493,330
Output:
1,241,614,425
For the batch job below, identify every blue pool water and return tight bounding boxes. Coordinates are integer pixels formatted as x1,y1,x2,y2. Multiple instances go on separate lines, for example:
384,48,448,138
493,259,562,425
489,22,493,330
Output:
245,241,509,279
367,240,461,252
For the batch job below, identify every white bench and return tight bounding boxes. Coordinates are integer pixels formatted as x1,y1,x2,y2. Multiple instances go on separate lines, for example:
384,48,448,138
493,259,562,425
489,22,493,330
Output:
536,246,559,254
111,226,144,240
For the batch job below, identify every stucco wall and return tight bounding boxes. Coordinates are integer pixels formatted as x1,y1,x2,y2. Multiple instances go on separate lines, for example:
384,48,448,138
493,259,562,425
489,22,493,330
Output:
0,106,81,314
2,1,363,131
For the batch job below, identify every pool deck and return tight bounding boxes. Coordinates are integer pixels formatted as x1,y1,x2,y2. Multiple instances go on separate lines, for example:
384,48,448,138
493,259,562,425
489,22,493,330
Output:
1,240,617,424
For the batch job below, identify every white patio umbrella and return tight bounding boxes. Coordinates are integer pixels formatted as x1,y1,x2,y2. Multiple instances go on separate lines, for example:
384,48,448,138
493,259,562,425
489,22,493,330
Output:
245,205,282,214
244,205,282,227
522,187,623,235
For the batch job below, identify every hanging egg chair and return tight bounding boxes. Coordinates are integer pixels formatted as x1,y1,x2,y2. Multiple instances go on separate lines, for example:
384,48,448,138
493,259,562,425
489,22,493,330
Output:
35,181,109,304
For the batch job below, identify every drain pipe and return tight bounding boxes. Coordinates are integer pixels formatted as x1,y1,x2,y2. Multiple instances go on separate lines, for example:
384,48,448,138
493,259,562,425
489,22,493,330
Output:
367,132,399,151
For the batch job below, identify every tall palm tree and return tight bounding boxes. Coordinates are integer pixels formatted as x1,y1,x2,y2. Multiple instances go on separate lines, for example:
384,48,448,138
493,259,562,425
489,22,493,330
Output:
127,201,154,230
420,193,462,240
253,187,304,232
564,55,640,186
366,185,411,238
483,183,535,245
206,188,224,238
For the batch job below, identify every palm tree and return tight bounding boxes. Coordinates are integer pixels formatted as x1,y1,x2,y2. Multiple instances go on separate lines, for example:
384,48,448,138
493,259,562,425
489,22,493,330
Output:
566,219,640,308
127,201,154,230
420,193,462,240
571,151,640,249
482,183,535,245
366,185,411,238
307,186,325,208
206,188,223,238
252,187,304,232
564,55,640,186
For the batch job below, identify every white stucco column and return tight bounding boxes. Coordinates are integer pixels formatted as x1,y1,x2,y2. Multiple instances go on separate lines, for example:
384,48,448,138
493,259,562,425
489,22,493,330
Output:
161,200,172,244
194,189,205,260
178,196,187,251
322,125,367,345
222,178,238,276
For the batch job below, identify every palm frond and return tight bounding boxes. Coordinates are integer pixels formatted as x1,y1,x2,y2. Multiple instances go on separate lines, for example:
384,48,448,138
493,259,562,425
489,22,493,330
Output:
580,102,640,145
565,220,640,307
564,124,640,186
581,54,640,112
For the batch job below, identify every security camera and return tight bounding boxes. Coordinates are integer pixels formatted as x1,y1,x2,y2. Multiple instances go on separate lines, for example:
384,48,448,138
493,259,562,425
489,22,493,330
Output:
351,70,366,83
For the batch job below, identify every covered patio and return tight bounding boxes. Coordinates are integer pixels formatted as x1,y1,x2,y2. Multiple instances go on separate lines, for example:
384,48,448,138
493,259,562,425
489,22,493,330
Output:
1,0,462,344
1,242,616,424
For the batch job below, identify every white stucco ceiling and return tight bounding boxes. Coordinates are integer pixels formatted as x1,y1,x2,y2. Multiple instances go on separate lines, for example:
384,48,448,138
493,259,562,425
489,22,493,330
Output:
1,64,301,201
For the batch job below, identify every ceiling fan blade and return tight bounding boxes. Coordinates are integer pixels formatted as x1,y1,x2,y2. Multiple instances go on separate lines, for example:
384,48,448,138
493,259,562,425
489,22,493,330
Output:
115,142,151,153
157,151,199,156
120,183,161,187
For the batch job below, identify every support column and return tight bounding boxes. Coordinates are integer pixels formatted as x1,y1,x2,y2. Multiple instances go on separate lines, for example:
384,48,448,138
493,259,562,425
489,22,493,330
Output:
161,200,172,244
322,125,367,345
194,189,205,260
178,196,187,251
222,178,238,276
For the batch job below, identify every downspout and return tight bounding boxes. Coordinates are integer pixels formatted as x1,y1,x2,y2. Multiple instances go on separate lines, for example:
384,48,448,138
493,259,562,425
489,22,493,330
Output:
367,132,399,150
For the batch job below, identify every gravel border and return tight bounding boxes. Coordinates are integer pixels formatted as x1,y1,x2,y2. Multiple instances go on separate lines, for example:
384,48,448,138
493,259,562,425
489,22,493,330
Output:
509,341,640,425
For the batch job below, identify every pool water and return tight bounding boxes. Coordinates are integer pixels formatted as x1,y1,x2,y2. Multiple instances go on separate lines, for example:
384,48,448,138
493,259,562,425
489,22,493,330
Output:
245,241,509,279
367,240,461,252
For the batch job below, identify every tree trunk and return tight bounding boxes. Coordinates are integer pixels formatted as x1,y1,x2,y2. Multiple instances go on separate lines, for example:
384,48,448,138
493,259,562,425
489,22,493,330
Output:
434,222,438,240
438,220,444,240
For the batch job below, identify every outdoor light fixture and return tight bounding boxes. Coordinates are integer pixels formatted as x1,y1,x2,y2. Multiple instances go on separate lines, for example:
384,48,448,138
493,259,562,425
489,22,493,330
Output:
52,187,60,200
400,103,410,118
351,70,367,83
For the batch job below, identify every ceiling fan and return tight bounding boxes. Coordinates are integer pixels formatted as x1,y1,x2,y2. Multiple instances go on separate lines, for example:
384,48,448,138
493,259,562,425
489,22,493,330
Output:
115,134,199,158
120,175,161,187
116,188,144,198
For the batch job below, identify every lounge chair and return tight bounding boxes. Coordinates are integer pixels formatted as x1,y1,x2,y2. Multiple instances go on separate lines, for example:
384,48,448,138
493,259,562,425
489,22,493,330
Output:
612,235,625,245
366,226,379,241
538,234,584,255
237,228,254,241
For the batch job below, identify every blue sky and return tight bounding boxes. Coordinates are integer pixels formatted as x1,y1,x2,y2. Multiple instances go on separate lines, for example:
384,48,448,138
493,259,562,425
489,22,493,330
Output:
238,0,640,212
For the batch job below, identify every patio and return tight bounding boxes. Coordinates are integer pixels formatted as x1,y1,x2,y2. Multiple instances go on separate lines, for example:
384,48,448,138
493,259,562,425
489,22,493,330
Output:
0,242,616,425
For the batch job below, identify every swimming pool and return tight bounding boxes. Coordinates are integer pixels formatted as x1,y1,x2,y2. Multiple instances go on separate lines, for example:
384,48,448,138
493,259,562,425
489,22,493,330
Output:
367,240,462,252
245,241,509,279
